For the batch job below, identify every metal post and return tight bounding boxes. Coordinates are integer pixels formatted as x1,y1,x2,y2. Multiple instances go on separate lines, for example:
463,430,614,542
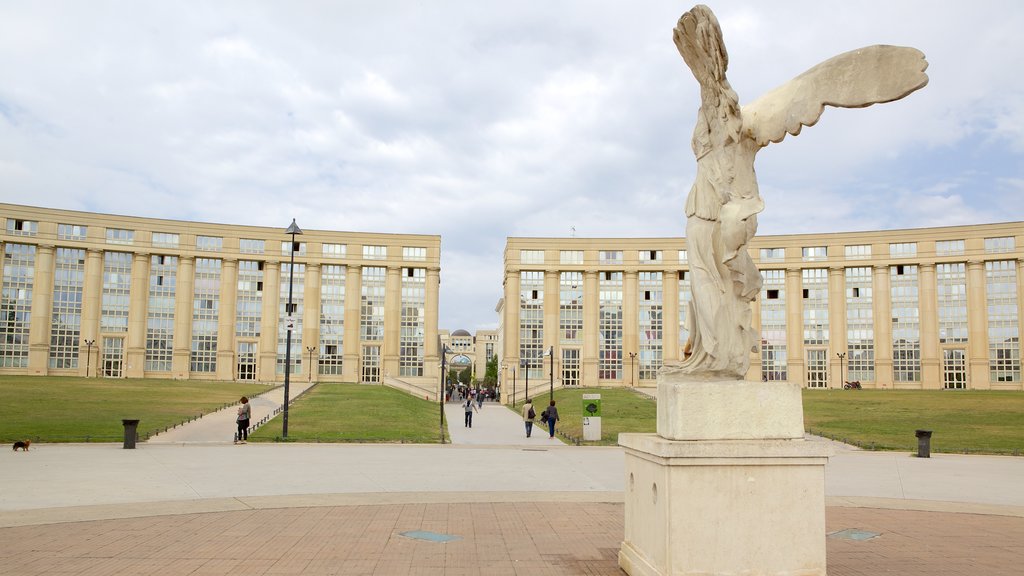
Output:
629,352,637,386
522,358,529,405
439,343,448,443
837,352,846,388
549,346,554,402
282,218,303,439
84,339,95,377
306,346,316,383
512,367,516,408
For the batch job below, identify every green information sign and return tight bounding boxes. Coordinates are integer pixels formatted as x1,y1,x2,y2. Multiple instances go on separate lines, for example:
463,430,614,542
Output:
582,394,602,418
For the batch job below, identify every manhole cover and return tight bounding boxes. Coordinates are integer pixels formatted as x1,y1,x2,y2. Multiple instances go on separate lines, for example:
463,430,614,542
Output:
399,530,462,543
828,528,880,541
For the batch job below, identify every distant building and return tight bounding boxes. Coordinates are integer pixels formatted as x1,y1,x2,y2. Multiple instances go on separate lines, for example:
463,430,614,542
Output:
438,328,498,384
499,223,1023,396
1,203,441,386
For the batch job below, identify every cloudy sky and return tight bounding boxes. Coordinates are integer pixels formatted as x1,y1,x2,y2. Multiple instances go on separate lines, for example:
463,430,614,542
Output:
3,1,1023,333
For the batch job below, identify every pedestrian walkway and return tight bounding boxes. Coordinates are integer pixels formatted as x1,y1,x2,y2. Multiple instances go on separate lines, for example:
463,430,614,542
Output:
444,398,565,445
148,380,317,444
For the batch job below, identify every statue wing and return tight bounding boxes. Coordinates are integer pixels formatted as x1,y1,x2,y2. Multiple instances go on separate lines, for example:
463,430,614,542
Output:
741,45,928,147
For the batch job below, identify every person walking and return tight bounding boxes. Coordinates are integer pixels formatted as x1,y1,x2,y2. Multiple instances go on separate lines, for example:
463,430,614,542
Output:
543,399,559,439
464,397,479,428
522,398,536,438
235,396,251,444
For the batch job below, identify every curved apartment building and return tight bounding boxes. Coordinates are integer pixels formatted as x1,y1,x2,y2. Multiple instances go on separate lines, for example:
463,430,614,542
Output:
500,223,1023,392
1,203,441,386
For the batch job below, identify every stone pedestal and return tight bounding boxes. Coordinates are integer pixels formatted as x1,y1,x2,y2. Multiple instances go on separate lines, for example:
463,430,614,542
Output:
619,377,830,576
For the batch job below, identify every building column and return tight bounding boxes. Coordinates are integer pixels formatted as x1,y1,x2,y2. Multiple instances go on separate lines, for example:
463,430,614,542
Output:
383,265,402,379
171,256,195,379
543,270,560,381
663,269,680,363
966,260,990,389
873,265,893,388
342,264,362,382
80,248,104,377
918,263,940,389
785,268,804,386
828,266,847,389
301,262,322,383
216,258,238,381
425,266,440,380
125,252,151,378
503,269,521,371
623,270,639,386
583,269,599,386
1018,259,1024,390
258,260,281,382
28,244,55,375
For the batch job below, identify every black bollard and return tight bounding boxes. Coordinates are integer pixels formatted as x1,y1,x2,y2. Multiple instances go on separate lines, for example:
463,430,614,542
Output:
122,419,140,449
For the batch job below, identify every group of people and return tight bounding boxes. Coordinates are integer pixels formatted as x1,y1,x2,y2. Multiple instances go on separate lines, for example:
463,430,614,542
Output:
520,398,559,439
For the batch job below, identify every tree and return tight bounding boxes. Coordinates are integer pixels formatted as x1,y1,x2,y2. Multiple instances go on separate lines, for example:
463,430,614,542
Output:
484,356,498,387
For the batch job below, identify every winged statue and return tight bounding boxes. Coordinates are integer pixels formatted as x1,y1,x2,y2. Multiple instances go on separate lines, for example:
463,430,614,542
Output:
669,4,928,379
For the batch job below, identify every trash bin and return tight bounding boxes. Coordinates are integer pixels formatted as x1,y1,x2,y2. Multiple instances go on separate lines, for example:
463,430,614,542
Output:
122,419,140,449
915,429,932,458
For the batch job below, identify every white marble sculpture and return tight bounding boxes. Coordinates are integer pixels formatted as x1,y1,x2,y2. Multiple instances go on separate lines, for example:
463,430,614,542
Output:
670,4,928,379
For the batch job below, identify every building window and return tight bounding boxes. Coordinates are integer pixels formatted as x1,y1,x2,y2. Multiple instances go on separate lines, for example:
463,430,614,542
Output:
761,270,787,382
802,269,829,346
363,245,387,260
599,271,623,380
638,271,663,380
985,237,1016,254
319,264,346,375
0,243,35,367
520,250,544,264
282,241,307,256
403,246,426,261
639,250,662,264
560,250,584,265
520,271,545,379
152,232,180,248
889,242,917,258
321,243,346,258
146,255,177,371
5,219,38,236
277,263,305,374
400,268,426,376
105,228,134,245
559,271,583,344
235,260,264,339
101,252,132,333
936,240,964,256
802,246,827,262
240,239,265,254
845,267,874,381
937,263,968,344
986,261,1020,383
760,248,784,262
678,250,688,264
891,264,920,382
599,250,622,265
196,235,222,252
49,248,85,369
360,266,385,342
845,244,871,260
191,258,221,373
57,224,87,241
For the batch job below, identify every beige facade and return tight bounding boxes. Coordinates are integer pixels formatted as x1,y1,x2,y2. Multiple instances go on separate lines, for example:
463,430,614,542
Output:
438,328,498,383
1,203,441,386
500,223,1024,391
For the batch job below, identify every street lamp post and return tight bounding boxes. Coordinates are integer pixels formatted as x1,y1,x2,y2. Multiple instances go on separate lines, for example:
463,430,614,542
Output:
511,366,516,407
628,352,637,386
545,345,555,402
521,358,529,405
837,352,846,388
439,343,450,443
282,218,303,439
306,346,316,383
83,339,95,377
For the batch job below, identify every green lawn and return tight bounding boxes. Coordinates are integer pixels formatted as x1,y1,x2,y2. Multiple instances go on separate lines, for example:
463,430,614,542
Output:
515,387,656,446
0,376,269,442
802,389,1024,454
248,383,443,443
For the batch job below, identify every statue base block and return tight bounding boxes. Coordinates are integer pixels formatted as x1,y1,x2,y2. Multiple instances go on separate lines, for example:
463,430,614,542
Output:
621,376,830,575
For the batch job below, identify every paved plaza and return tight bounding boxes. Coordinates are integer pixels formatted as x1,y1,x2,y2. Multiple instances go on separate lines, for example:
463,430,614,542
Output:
2,391,1022,575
